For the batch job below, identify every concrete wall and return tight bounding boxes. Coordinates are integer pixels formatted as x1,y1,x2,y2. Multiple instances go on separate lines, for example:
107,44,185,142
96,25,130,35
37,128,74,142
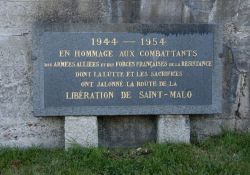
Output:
0,0,249,147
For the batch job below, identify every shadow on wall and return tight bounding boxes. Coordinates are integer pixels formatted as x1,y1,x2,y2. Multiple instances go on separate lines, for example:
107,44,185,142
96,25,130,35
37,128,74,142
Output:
36,0,142,23
36,0,195,24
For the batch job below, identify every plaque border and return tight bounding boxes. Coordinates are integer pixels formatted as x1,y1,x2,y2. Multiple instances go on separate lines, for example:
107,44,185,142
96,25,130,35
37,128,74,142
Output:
32,23,223,116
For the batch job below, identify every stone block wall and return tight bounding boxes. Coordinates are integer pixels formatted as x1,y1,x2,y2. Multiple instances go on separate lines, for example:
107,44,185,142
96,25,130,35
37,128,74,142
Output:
0,0,249,147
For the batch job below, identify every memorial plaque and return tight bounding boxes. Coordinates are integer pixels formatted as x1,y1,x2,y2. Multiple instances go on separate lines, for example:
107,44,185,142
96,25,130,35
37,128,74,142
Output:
32,24,222,116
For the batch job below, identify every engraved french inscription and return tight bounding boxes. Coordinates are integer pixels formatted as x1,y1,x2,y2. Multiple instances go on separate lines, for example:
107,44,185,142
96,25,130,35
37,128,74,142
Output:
33,24,222,116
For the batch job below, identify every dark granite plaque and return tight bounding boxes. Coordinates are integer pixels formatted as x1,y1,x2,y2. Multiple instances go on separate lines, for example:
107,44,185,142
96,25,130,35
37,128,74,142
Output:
32,24,222,116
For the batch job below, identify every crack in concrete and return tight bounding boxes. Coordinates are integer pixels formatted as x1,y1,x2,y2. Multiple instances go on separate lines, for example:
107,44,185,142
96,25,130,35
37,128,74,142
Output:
235,74,247,120
11,32,29,36
224,44,248,74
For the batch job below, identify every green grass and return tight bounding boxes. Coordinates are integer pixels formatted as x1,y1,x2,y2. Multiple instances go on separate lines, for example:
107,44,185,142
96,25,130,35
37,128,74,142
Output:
1,132,250,175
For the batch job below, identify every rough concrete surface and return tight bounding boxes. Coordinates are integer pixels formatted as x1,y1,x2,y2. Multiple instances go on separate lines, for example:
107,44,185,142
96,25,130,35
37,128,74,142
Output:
157,115,190,143
65,116,98,149
98,116,156,148
0,0,249,147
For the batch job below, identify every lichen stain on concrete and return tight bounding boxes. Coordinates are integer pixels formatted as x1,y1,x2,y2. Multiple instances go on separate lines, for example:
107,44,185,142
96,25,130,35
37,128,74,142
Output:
36,0,85,23
36,0,120,23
